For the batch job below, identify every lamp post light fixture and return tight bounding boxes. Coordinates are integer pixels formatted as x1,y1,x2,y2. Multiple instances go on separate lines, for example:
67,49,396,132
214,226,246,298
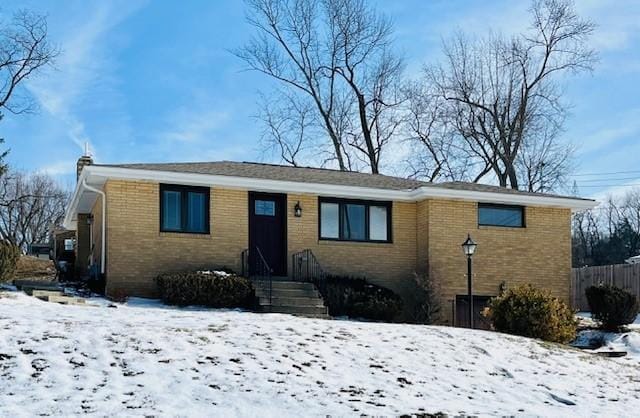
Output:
461,234,477,329
294,201,302,217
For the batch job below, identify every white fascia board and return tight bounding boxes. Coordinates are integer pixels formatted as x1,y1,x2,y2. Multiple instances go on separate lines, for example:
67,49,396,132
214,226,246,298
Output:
62,170,87,230
412,186,597,211
64,166,597,224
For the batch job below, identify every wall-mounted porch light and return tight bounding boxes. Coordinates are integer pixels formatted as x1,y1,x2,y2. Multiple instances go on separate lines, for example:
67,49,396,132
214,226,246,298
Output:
294,201,302,217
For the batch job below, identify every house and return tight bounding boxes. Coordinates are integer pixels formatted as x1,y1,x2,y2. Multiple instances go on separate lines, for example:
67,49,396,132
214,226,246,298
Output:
63,154,597,324
626,255,640,264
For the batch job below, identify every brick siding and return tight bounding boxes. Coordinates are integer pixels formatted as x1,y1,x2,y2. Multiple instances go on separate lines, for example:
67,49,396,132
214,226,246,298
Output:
91,180,571,325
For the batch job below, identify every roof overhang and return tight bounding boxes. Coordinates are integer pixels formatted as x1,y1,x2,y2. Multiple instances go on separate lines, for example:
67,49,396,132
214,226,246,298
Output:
63,165,598,229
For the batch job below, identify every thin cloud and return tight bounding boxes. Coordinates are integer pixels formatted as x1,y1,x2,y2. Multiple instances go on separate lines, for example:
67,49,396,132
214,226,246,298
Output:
25,1,147,155
37,160,76,176
575,0,640,51
162,109,231,143
575,108,640,155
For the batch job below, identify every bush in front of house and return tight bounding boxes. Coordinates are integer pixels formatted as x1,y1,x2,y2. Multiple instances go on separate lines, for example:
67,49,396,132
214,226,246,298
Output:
410,272,441,324
155,270,255,309
585,285,639,331
0,240,20,283
315,275,402,321
484,284,577,343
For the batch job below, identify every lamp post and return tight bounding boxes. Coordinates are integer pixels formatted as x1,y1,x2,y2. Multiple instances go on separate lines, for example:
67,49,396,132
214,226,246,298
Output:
461,234,477,329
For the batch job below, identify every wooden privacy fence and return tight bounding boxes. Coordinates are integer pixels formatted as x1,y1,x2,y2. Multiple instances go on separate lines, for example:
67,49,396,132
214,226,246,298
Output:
571,263,640,311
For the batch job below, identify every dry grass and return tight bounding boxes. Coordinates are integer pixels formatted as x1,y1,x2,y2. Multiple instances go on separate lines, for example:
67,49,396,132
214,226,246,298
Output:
14,255,55,280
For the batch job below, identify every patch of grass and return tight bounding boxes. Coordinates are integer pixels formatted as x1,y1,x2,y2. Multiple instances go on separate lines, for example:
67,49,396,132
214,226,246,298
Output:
14,255,55,280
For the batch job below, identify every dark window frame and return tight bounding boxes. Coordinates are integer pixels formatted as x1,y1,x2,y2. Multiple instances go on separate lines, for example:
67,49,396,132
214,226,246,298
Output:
159,184,210,234
318,197,393,243
477,203,525,228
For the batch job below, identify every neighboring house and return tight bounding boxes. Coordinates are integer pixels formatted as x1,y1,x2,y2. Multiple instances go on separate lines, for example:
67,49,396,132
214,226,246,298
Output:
626,255,640,264
63,154,597,325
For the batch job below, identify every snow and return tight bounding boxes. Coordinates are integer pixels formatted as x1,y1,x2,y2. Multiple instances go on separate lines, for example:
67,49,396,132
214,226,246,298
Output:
575,312,640,362
197,270,232,277
1,292,640,417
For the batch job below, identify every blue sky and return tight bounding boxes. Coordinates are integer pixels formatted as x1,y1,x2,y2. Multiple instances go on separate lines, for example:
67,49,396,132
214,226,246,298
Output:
1,0,639,198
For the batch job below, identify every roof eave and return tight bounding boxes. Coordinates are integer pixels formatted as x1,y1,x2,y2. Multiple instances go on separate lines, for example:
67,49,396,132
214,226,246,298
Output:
413,186,597,212
64,166,598,221
62,170,88,230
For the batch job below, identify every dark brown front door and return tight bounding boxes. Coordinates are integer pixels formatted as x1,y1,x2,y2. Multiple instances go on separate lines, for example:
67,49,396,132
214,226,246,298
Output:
248,192,287,276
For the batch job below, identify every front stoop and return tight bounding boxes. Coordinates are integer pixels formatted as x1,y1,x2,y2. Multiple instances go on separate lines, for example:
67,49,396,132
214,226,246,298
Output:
29,289,86,306
253,280,330,319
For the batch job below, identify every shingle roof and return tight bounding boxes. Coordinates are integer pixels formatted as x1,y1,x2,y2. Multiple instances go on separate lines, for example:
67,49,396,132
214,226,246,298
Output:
96,160,593,202
96,161,425,191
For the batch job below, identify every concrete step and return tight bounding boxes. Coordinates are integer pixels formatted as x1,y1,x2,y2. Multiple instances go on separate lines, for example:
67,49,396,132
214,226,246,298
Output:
37,295,86,305
261,304,329,316
258,296,325,307
292,313,331,319
255,287,320,298
31,290,64,298
20,282,62,295
252,280,316,291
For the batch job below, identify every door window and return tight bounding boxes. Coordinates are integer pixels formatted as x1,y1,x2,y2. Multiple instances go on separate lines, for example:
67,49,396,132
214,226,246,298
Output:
255,199,276,216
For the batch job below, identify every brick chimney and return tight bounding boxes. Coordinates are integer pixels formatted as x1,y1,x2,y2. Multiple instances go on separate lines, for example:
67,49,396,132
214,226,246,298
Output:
76,143,93,180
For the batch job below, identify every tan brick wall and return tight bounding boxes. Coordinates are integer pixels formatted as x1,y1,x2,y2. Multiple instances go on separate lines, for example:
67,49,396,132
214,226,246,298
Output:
75,214,91,277
90,195,103,273
99,179,571,324
416,199,429,273
104,180,248,297
425,199,572,325
287,194,418,303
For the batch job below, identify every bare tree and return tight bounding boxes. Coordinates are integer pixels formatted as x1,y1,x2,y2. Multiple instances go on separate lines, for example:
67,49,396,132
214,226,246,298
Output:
572,189,640,267
403,80,476,181
0,170,68,251
236,0,403,173
0,10,57,172
420,0,595,189
257,93,313,167
517,124,575,192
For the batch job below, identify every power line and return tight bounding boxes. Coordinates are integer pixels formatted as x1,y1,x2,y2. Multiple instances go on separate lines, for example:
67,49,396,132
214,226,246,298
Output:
575,184,640,188
575,176,640,183
571,169,640,177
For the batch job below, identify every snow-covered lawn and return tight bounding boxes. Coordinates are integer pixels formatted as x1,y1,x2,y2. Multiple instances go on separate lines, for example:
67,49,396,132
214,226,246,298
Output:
1,292,640,417
575,312,640,361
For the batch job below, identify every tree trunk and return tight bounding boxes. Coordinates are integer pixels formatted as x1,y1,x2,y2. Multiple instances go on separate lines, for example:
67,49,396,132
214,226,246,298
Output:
356,93,379,174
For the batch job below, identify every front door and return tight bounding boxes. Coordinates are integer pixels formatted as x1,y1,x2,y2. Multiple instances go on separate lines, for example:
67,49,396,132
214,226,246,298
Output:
248,192,287,276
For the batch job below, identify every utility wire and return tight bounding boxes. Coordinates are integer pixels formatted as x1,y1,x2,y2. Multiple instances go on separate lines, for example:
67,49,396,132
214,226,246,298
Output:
571,169,640,177
575,176,640,182
575,184,640,188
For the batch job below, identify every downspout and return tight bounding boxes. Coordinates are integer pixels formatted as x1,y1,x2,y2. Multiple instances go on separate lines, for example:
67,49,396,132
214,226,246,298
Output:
81,180,106,275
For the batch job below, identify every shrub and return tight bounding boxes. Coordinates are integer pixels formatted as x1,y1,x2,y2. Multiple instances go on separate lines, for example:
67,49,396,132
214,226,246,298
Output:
585,285,639,331
155,270,255,309
410,272,441,324
484,284,576,343
315,275,402,321
0,241,20,283
107,288,129,304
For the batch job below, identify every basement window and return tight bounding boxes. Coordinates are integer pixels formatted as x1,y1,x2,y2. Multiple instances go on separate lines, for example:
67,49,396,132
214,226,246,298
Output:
160,184,210,234
319,197,392,243
478,203,525,228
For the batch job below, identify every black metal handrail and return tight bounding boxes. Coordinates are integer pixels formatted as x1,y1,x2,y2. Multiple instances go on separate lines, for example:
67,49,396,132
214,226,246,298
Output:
253,246,273,306
292,249,326,283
